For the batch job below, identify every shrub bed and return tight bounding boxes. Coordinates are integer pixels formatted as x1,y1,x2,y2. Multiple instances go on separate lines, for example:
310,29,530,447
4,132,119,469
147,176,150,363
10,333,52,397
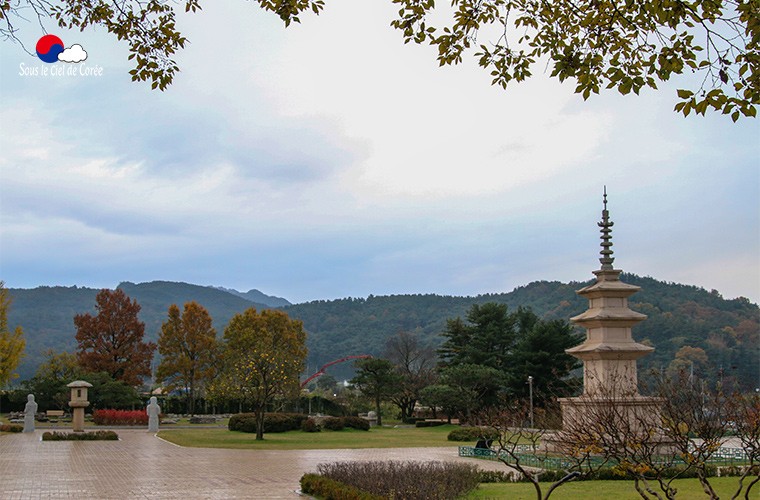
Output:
343,416,370,431
447,426,499,442
314,460,480,499
93,409,148,426
228,413,308,433
415,420,446,428
322,417,345,431
42,430,119,441
0,424,23,433
302,418,320,433
477,463,751,484
300,473,384,500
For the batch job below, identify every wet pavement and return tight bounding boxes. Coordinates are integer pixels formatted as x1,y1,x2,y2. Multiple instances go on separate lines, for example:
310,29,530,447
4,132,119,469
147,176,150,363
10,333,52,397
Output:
0,429,507,499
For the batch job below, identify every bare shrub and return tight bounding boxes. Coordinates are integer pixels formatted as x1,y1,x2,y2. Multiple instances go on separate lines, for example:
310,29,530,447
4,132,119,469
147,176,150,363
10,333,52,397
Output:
316,460,480,499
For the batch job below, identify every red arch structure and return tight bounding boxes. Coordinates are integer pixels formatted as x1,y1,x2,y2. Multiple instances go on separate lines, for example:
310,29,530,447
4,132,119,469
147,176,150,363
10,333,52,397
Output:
300,355,372,388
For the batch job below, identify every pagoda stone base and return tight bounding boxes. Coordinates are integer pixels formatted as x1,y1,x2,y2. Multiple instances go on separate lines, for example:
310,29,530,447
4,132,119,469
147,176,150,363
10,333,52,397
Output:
543,395,675,455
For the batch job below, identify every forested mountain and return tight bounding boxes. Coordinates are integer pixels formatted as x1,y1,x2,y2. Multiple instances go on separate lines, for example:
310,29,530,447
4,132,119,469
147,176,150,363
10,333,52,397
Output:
6,276,758,390
285,275,758,387
214,287,291,307
6,281,275,381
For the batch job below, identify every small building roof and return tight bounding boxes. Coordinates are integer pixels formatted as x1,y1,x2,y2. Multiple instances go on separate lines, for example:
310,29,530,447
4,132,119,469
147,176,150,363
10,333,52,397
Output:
66,380,93,388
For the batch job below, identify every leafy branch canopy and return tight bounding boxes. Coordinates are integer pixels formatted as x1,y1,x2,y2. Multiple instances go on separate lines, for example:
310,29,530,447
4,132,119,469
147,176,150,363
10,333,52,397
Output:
1,0,757,118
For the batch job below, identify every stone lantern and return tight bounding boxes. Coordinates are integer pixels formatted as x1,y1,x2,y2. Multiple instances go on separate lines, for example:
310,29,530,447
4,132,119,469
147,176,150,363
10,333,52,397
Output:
67,380,93,432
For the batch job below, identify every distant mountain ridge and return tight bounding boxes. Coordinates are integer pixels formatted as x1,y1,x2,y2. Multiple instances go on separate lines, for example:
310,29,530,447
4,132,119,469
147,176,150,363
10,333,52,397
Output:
214,286,291,307
5,276,758,389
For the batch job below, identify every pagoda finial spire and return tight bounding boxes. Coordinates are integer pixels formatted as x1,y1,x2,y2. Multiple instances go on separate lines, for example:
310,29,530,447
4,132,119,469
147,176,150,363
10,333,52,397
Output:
598,186,615,270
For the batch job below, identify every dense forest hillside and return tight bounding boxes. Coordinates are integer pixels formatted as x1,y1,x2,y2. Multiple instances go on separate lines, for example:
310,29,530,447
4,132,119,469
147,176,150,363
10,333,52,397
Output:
6,282,277,381
6,276,758,389
284,275,759,386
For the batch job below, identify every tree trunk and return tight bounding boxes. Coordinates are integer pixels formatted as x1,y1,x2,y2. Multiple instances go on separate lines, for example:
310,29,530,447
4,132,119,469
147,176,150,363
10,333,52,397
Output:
188,379,195,415
255,406,265,440
404,399,416,420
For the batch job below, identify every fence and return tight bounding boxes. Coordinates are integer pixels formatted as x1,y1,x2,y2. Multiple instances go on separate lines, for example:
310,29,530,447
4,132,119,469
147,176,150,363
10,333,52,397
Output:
459,446,750,471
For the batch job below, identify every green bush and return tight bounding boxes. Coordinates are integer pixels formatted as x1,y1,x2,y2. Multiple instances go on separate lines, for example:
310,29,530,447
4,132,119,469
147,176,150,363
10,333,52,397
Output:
316,460,481,499
228,413,257,433
322,417,345,431
42,430,118,441
447,426,499,442
478,470,517,483
302,418,321,433
415,420,446,428
402,417,425,424
0,424,23,433
300,473,384,500
343,416,370,431
228,413,308,433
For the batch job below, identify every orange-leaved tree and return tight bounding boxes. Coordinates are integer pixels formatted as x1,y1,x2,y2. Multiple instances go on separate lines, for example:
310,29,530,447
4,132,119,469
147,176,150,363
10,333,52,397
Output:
74,288,156,386
156,302,218,415
210,308,307,440
0,281,25,388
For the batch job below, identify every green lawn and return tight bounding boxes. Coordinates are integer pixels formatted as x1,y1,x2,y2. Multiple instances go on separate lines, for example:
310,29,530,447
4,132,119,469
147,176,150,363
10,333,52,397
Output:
466,476,744,499
158,424,464,450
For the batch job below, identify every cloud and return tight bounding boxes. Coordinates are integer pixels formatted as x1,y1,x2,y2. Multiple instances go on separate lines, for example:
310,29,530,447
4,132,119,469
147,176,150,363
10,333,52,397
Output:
58,44,87,63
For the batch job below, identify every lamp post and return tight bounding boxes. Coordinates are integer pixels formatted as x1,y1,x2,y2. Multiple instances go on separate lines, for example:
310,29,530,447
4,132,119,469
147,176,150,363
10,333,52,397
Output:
527,375,534,429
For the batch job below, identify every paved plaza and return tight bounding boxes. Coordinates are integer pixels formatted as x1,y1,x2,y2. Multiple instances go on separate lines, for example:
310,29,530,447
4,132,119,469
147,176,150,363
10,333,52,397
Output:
0,429,507,499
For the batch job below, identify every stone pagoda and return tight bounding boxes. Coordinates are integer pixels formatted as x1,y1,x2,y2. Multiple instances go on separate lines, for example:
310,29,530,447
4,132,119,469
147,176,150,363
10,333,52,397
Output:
566,190,653,398
545,190,662,450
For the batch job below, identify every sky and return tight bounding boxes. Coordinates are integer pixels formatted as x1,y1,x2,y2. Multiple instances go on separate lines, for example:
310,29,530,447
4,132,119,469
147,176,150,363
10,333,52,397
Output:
1,1,758,305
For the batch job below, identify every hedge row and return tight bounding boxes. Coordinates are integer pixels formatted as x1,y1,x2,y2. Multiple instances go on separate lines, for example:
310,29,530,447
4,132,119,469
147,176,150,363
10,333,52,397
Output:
0,424,23,433
42,430,119,441
300,474,384,500
447,426,499,442
93,409,148,426
415,421,446,428
228,413,309,433
477,464,758,484
229,413,372,433
315,460,481,499
343,416,371,431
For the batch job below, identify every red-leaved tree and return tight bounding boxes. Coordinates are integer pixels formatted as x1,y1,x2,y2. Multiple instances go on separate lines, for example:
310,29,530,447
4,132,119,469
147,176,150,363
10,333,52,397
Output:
74,289,155,386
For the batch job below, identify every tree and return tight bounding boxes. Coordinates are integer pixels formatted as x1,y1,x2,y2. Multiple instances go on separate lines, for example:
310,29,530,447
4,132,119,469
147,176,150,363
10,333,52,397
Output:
210,308,307,440
315,373,338,393
506,319,583,403
350,358,402,426
556,369,736,500
24,349,141,410
419,384,467,423
384,330,437,421
438,363,504,418
477,401,585,500
439,303,581,404
2,1,756,118
656,371,731,500
23,349,80,410
439,303,520,371
74,288,156,386
726,390,760,499
156,302,218,415
0,281,25,388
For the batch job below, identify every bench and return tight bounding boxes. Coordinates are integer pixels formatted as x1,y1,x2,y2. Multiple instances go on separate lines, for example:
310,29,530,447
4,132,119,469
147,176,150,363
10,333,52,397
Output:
46,410,65,423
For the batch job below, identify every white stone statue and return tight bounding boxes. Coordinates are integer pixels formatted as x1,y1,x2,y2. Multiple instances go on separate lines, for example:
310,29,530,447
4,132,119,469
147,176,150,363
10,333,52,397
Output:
23,394,37,433
147,396,161,432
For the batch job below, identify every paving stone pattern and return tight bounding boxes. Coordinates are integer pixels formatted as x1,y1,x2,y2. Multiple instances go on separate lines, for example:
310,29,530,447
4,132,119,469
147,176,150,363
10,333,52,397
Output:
0,430,506,499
